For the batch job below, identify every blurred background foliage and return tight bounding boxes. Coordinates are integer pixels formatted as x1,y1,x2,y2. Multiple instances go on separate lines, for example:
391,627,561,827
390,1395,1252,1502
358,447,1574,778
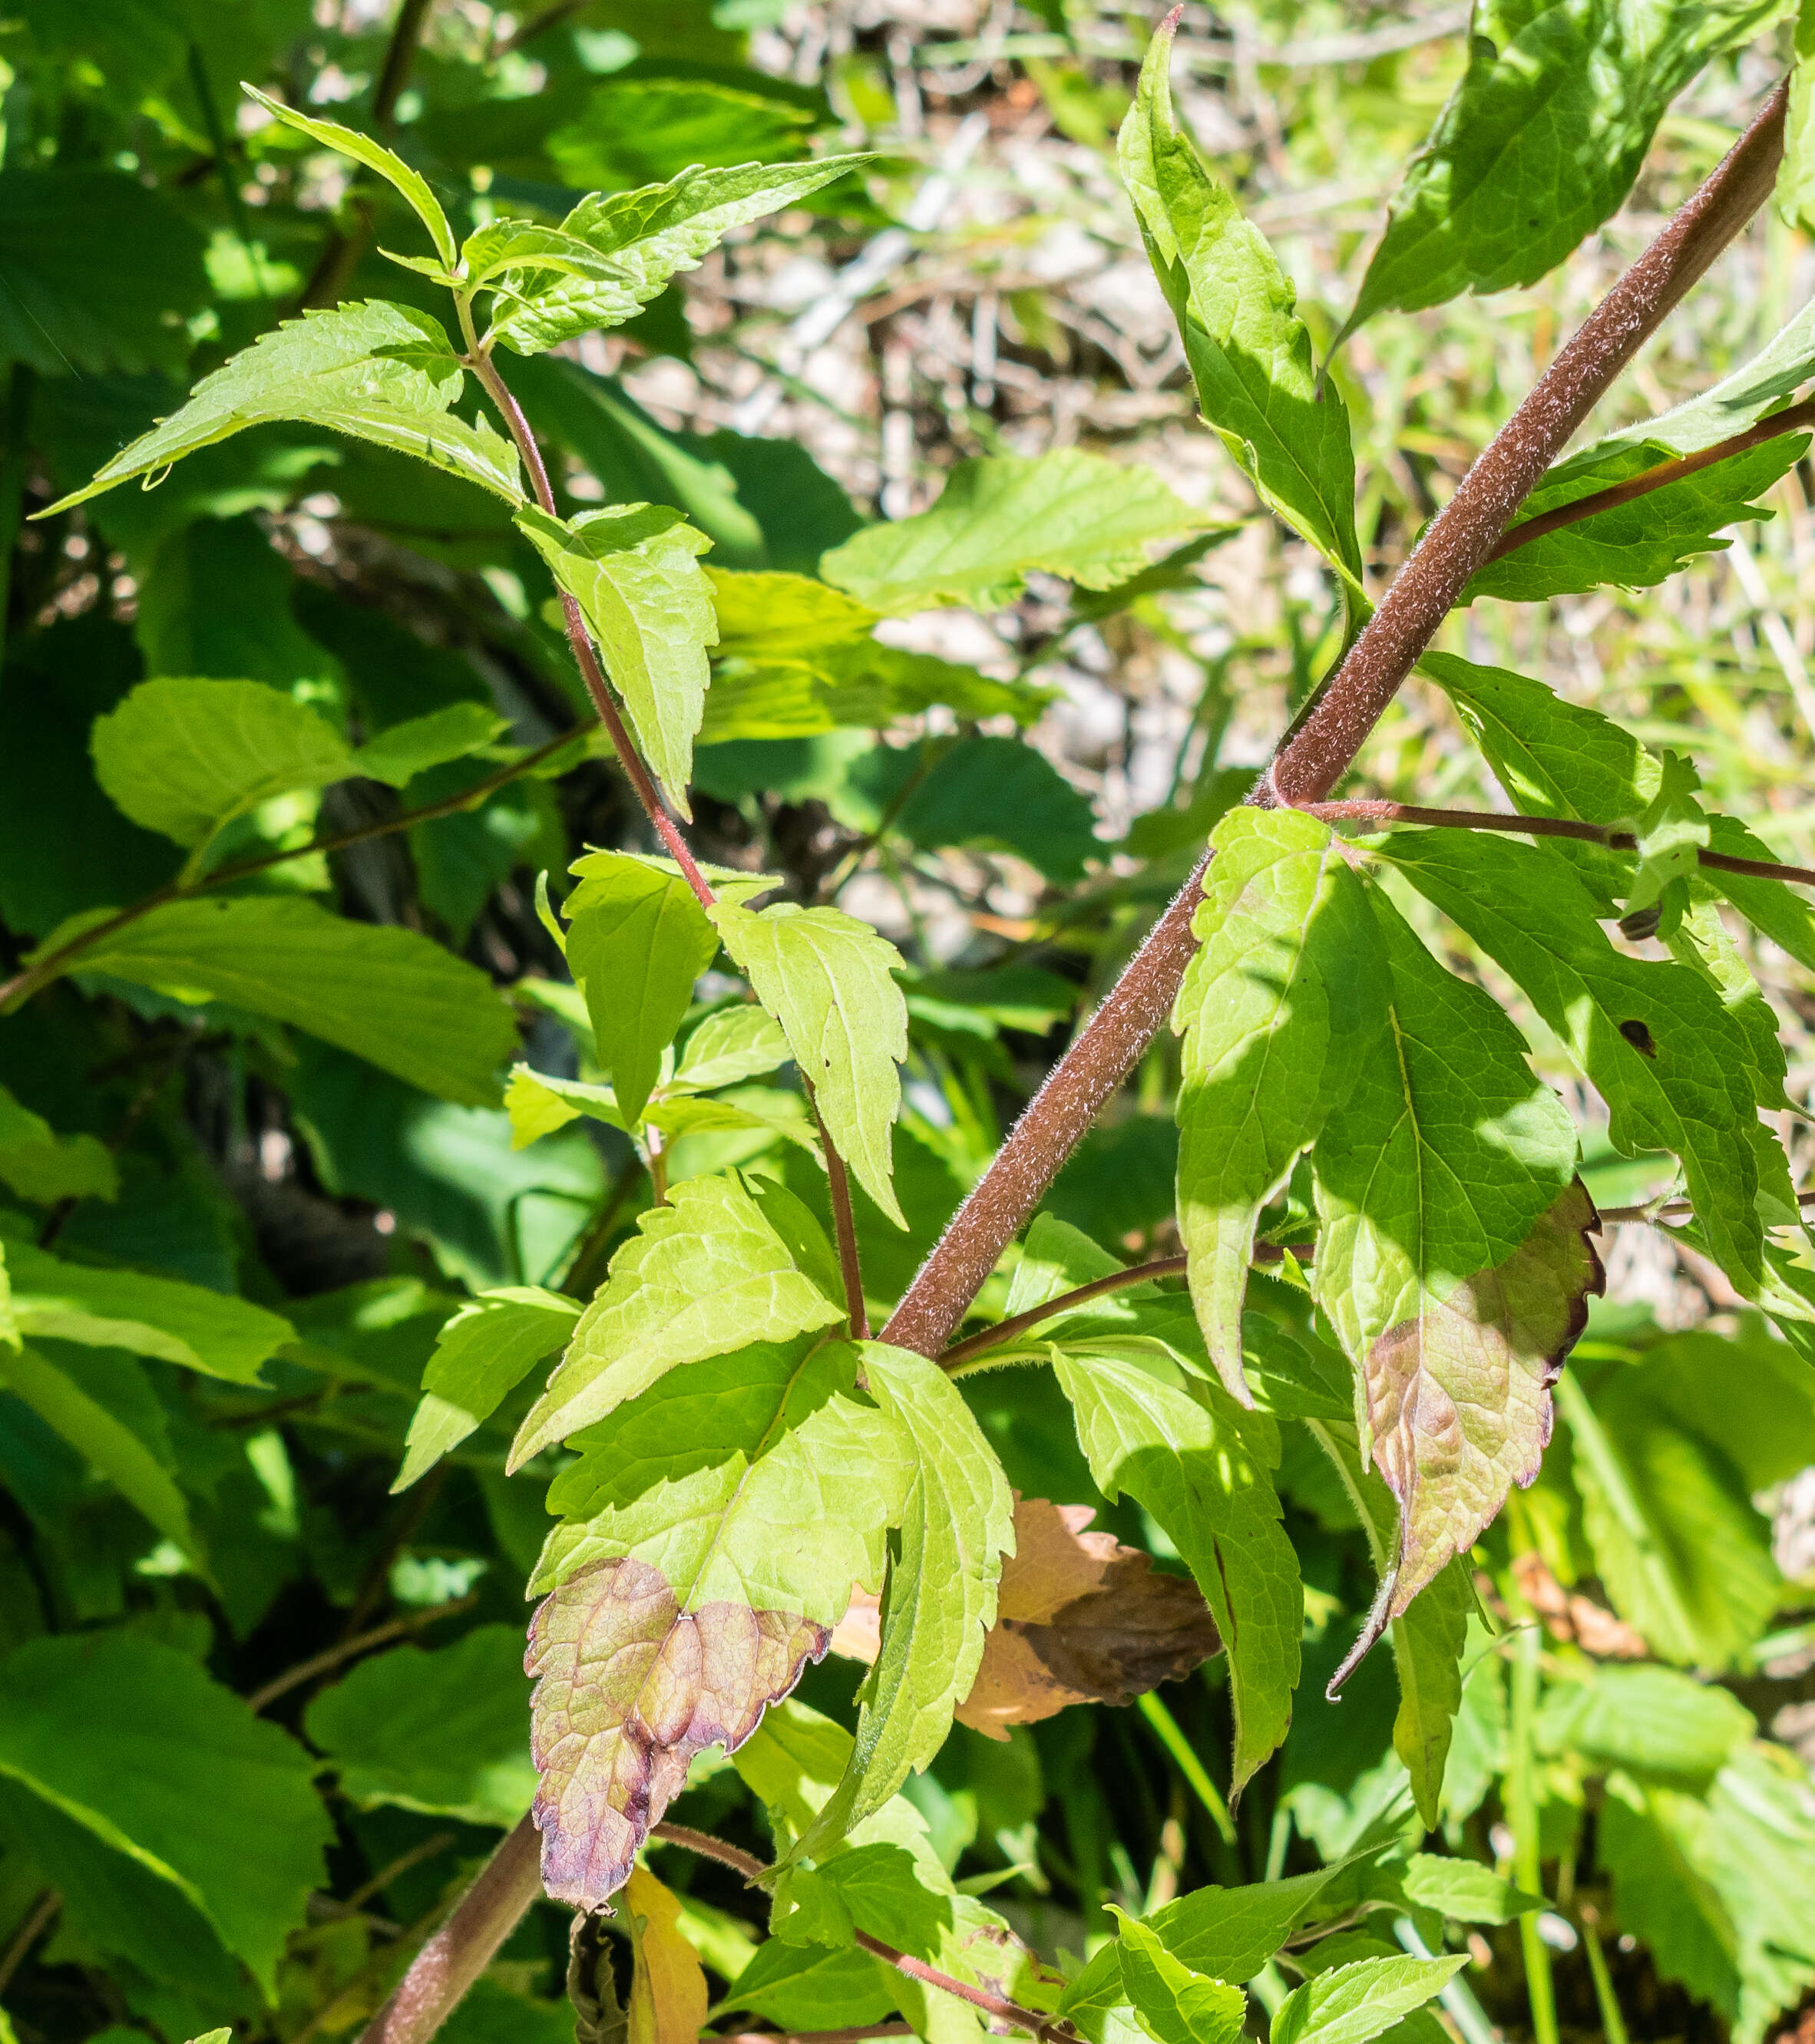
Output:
0,4,1813,2043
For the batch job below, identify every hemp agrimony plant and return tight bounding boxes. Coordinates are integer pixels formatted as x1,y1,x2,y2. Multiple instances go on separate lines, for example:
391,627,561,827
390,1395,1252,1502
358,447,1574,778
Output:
12,8,1815,2044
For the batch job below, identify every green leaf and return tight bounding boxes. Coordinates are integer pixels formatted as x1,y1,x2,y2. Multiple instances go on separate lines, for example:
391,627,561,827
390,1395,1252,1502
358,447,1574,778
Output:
1463,434,1804,605
0,1085,117,1205
0,168,208,376
1311,887,1599,1640
716,1940,898,2031
1378,830,1766,1296
547,73,828,190
1535,1663,1753,1781
1171,807,1389,1400
1397,1855,1542,1924
1780,0,1815,233
504,1068,628,1147
1054,1345,1300,1794
42,301,523,517
792,1342,1014,1861
1556,1368,1781,1671
55,894,521,1108
485,154,876,355
888,736,1102,886
1116,18,1361,589
821,450,1204,615
349,702,511,787
3,1238,294,1383
1270,1954,1465,2044
708,900,908,1226
526,1339,913,1904
1112,1911,1248,2044
1307,1424,1470,1828
241,84,458,268
562,847,722,1122
0,1632,332,1994
394,1286,582,1491
91,677,355,850
509,1173,844,1467
673,1004,792,1091
1342,0,1787,329
1061,1867,1344,2034
305,1623,537,1827
517,504,716,814
0,1339,201,1566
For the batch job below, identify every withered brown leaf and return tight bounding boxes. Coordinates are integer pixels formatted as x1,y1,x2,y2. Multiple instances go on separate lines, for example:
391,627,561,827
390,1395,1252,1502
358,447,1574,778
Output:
830,1495,1221,1739
527,1556,827,1907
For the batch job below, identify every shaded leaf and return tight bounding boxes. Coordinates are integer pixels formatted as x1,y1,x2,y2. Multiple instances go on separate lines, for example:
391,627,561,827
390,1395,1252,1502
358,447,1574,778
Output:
4,1237,294,1383
510,1174,843,1467
1172,806,1388,1400
305,1624,536,1827
1534,1663,1753,1783
1311,887,1600,1646
0,1339,200,1566
822,450,1203,614
517,505,716,814
673,1004,792,1091
350,702,511,787
43,301,522,515
59,894,521,1108
1118,18,1360,589
0,1633,331,1994
709,900,908,1226
0,1085,117,1205
1054,1346,1300,1794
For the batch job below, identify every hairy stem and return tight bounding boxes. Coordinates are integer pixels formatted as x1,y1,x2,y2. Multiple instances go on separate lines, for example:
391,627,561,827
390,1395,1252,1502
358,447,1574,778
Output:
355,1815,544,2044
1269,78,1789,804
245,1591,478,1712
880,75,1789,1359
0,724,586,1012
1482,395,1815,566
1301,797,1815,887
458,323,716,910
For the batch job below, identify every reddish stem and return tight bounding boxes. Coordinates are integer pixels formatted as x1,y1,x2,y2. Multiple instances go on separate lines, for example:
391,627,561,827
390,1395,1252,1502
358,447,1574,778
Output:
462,341,716,910
1481,396,1815,566
355,1815,543,2044
810,1083,870,1339
880,75,1789,1360
940,1254,1187,1367
1268,80,1788,806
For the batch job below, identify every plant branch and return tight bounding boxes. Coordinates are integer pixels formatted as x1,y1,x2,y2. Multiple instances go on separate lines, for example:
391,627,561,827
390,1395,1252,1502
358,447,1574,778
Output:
0,724,587,1012
355,1815,544,2044
1270,78,1788,804
1600,1187,1815,1225
940,1255,1187,1367
246,1591,479,1712
1299,798,1815,887
1482,396,1815,566
809,1083,869,1339
458,324,716,910
0,1888,59,1998
879,74,1789,1360
372,0,435,131
647,1824,1076,2040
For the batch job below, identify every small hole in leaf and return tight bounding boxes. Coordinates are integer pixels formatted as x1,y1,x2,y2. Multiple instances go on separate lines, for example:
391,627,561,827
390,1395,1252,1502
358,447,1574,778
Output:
1618,1019,1657,1058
